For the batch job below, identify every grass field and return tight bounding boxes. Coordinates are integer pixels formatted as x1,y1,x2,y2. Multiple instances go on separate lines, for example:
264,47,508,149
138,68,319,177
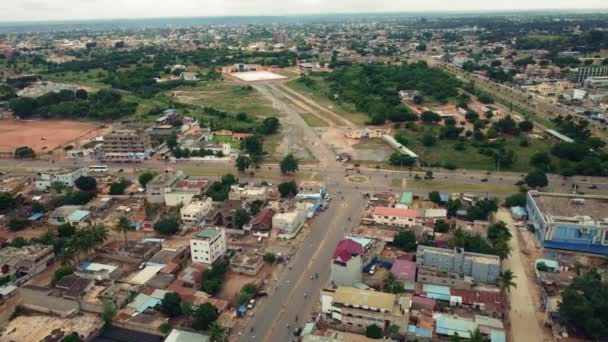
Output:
352,138,391,150
173,82,281,118
396,125,553,172
286,76,369,125
391,178,519,194
300,112,329,127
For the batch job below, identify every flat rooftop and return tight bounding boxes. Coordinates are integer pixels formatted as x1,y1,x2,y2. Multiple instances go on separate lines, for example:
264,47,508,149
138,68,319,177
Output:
530,191,608,222
196,227,222,239
229,71,286,82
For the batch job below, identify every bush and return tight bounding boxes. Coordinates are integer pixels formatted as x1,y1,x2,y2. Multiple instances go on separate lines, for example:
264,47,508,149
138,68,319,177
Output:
366,324,383,339
52,266,74,285
154,219,179,235
109,179,129,195
263,253,276,263
8,218,28,231
75,176,97,192
278,181,298,198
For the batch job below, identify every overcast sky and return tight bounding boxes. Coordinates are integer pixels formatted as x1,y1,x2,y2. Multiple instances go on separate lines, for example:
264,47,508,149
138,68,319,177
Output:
1,0,607,22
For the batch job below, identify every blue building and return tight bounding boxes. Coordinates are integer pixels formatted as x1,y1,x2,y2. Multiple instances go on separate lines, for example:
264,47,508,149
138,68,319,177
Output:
526,191,608,255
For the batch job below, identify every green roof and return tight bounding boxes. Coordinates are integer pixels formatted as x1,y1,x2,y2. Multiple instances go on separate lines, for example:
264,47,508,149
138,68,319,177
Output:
399,192,413,205
196,227,221,239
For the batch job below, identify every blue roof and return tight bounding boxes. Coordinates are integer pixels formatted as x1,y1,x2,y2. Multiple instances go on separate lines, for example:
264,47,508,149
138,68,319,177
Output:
510,206,527,217
423,284,451,301
435,314,475,338
536,259,559,270
408,325,432,338
301,323,315,336
439,193,449,202
28,213,44,221
491,329,506,342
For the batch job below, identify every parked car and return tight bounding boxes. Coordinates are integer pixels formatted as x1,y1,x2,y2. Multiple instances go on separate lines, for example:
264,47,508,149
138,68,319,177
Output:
247,299,256,309
368,265,377,275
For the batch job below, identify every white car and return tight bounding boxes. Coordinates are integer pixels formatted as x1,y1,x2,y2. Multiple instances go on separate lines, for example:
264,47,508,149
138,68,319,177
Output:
368,265,377,275
247,299,256,309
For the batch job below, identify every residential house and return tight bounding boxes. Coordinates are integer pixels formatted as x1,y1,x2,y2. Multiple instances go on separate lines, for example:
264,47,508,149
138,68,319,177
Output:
34,168,87,191
146,170,184,204
372,207,418,228
331,239,364,287
206,200,243,228
250,207,275,231
0,244,54,284
230,251,263,276
190,227,226,264
180,198,213,227
272,203,307,239
49,205,91,227
390,259,417,291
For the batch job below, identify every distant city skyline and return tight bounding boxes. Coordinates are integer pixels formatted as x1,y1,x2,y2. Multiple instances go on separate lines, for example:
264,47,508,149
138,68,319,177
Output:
1,0,607,22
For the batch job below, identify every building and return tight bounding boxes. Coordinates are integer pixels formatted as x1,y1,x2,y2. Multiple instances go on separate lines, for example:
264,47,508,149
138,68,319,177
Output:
190,227,226,264
180,198,213,227
250,207,275,231
574,66,608,83
230,251,263,276
180,72,199,81
228,184,269,202
399,90,420,101
331,239,364,287
584,76,608,88
390,259,417,291
372,207,418,228
416,246,500,284
0,244,54,283
34,168,87,191
145,170,184,204
321,287,410,334
164,179,209,206
526,191,608,255
344,128,387,139
101,128,153,162
49,205,91,227
417,265,472,289
272,203,307,239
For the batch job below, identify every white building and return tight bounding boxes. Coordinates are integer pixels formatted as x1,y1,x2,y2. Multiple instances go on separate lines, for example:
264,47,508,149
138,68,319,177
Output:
35,168,87,191
372,206,418,228
228,184,269,202
180,198,213,227
272,203,307,239
190,227,226,264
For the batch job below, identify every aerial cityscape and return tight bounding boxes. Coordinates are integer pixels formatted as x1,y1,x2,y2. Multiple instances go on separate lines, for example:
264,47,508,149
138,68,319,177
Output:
0,2,608,342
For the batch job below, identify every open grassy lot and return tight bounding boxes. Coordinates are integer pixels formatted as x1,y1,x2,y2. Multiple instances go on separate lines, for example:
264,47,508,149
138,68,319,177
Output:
286,76,369,125
395,125,553,172
300,112,329,127
391,178,519,195
173,82,281,118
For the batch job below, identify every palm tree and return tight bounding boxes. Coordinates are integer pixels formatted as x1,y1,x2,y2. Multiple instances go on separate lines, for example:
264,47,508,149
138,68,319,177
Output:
90,224,109,246
499,269,517,293
209,322,226,342
113,216,131,249
449,332,461,342
468,328,487,342
180,301,192,326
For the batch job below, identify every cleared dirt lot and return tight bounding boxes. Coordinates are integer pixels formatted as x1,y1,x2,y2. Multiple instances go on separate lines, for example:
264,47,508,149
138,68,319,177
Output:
0,313,102,341
0,119,104,154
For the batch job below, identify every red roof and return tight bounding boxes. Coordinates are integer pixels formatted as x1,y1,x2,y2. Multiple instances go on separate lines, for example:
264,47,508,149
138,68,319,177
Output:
390,259,416,281
332,239,363,262
451,288,503,309
373,206,417,218
251,207,275,226
233,133,254,139
411,295,438,310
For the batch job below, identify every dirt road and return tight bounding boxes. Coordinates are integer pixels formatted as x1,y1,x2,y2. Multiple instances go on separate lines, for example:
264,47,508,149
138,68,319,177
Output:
497,209,548,342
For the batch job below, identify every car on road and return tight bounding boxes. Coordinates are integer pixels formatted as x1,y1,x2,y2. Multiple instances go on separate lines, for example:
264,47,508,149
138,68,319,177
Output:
247,299,256,309
515,180,525,186
480,178,488,182
589,185,598,189
368,265,377,275
293,328,302,336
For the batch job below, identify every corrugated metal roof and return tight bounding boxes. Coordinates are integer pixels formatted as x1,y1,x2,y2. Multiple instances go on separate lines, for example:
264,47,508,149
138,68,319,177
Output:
491,329,506,342
434,313,475,338
399,192,413,205
67,210,90,222
334,287,395,311
165,329,210,342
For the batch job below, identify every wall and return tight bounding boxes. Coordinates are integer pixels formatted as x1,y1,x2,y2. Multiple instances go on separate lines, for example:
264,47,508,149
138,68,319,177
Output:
19,287,79,318
331,257,362,287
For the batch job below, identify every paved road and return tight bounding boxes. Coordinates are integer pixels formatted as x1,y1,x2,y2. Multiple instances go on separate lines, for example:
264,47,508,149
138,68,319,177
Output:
497,209,547,342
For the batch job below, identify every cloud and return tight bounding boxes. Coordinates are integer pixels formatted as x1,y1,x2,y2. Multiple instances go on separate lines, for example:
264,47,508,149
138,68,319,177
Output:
0,0,606,21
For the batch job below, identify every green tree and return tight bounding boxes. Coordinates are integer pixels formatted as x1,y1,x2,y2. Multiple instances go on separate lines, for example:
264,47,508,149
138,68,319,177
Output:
113,216,131,248
421,134,436,146
505,193,527,207
57,223,76,238
260,117,280,135
62,333,82,342
498,269,517,293
233,209,251,229
166,132,178,149
393,231,417,251
52,266,74,285
8,218,28,231
366,324,383,339
14,146,35,159
160,292,182,317
109,179,129,195
524,170,548,188
428,191,441,204
434,219,450,233
138,171,158,188
32,201,45,213
278,181,298,198
264,253,276,263
468,328,487,342
154,218,179,235
235,155,252,172
181,301,193,326
420,111,441,124
159,323,171,334
280,154,299,174
101,299,117,323
192,303,219,331
0,192,15,212
240,135,263,156
383,272,403,293
209,322,227,342
75,176,97,192
530,152,551,169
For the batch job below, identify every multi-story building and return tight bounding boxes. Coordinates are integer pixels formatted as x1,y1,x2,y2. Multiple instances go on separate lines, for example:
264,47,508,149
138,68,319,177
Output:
371,207,418,228
272,203,307,239
101,129,153,162
228,184,271,202
34,168,87,191
574,66,608,84
0,244,54,284
145,170,184,204
526,191,608,255
321,287,410,334
180,198,213,227
190,227,226,264
584,76,608,88
416,246,500,284
331,239,364,287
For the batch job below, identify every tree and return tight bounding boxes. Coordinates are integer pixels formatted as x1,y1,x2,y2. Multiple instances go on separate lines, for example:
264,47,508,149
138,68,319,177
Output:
8,218,27,231
264,253,276,263
138,171,158,187
260,117,280,135
487,221,512,244
14,146,35,159
559,269,608,339
154,218,179,235
383,272,403,293
32,201,45,213
505,193,527,207
525,170,548,188
434,219,450,233
57,223,76,238
159,323,171,335
530,152,551,169
468,328,487,342
209,322,227,342
0,192,15,212
278,181,298,198
181,301,193,326
240,135,263,156
75,176,97,192
109,179,129,195
519,120,533,132
393,231,417,252
421,134,436,146
428,191,441,204
192,303,219,331
420,111,441,124
9,97,37,118
101,299,117,323
160,292,182,317
366,324,383,339
249,200,264,216
233,209,251,229
166,132,178,149
235,155,252,172
62,333,82,342
75,89,88,100
52,266,74,285
498,270,517,293
280,154,299,174
113,216,131,249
